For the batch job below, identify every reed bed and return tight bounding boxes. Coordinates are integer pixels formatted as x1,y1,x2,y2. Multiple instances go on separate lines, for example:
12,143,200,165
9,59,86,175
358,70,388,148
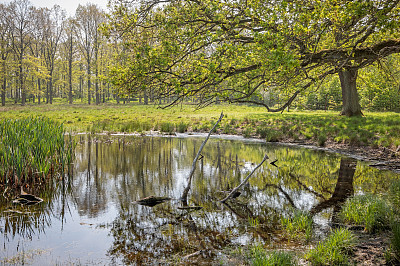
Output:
0,117,74,185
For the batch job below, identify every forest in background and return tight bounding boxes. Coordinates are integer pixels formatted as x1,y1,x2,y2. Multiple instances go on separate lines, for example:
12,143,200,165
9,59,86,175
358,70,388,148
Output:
1,0,400,112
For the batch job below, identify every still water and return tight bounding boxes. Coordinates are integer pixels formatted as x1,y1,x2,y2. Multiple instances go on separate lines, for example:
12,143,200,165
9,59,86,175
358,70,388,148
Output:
1,134,399,265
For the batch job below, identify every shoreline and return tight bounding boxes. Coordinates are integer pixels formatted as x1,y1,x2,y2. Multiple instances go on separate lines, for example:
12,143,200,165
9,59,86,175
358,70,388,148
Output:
81,130,400,173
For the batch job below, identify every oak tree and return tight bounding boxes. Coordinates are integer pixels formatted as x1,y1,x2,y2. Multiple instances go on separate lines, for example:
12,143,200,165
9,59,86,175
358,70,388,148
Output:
107,0,400,116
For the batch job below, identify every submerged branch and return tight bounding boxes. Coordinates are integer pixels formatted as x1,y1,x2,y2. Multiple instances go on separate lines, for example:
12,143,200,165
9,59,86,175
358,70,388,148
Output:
220,154,269,203
181,112,224,202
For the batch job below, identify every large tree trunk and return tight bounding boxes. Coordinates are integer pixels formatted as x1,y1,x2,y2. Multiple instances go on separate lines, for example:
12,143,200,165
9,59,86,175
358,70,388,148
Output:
338,68,362,116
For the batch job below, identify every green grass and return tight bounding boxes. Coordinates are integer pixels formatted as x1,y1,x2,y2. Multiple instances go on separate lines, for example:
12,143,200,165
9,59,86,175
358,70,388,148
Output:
338,194,393,232
1,103,400,150
281,210,313,242
250,245,297,266
305,228,357,266
0,117,74,185
392,223,400,262
389,180,400,214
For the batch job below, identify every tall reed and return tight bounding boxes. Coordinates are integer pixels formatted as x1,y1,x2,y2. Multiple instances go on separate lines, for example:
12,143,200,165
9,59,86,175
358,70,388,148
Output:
0,117,74,185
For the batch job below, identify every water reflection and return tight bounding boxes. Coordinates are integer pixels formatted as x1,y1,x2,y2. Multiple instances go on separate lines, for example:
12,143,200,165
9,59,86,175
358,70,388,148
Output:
1,135,399,265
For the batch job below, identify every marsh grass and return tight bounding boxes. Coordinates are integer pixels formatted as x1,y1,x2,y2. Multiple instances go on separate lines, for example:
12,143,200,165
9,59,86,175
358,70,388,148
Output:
0,117,74,185
339,194,393,232
305,228,357,266
281,210,313,242
250,245,297,266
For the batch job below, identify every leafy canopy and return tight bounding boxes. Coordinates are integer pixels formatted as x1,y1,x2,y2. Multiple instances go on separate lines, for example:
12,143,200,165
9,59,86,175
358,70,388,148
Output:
105,0,400,110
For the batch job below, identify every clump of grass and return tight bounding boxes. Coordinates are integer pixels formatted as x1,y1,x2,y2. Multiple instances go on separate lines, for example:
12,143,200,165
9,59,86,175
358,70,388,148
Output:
305,228,357,266
176,121,188,133
281,210,313,242
255,125,269,138
389,180,400,214
266,130,282,142
338,194,393,232
0,117,75,184
243,127,253,138
317,134,327,147
250,245,297,266
160,122,175,134
391,223,400,262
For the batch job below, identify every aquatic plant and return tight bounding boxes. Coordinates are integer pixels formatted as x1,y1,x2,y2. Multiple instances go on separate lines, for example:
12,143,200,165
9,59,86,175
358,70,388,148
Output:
0,117,75,185
250,245,297,266
339,194,393,232
305,228,357,266
281,210,313,242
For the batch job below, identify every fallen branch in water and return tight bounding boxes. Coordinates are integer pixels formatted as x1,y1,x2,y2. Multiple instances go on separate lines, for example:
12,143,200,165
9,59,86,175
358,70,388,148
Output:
181,112,224,202
134,196,171,207
220,154,269,203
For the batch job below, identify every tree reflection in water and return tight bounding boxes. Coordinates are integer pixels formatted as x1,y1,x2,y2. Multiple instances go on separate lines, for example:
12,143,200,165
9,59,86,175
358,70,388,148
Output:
1,135,399,264
74,135,394,264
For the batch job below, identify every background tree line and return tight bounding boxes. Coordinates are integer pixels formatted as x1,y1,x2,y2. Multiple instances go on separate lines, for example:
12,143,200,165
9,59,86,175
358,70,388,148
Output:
0,0,113,106
1,0,400,113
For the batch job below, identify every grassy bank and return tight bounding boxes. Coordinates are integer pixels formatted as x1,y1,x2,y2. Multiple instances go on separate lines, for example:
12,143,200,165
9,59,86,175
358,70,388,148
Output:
1,103,400,150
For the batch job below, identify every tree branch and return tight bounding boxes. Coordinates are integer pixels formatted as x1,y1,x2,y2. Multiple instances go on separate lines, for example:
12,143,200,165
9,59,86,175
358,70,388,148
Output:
220,154,268,203
181,111,224,201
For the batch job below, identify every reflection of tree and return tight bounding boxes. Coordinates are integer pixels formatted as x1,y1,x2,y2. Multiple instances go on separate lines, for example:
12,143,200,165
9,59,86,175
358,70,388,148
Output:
71,135,396,263
73,138,107,218
310,158,356,220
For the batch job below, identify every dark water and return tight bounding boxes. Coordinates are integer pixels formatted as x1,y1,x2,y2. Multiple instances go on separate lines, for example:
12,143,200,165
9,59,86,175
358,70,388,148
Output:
1,135,399,265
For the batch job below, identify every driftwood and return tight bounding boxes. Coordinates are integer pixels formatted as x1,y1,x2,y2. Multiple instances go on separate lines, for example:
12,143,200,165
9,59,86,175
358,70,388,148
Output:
181,112,224,201
133,196,171,207
220,154,269,203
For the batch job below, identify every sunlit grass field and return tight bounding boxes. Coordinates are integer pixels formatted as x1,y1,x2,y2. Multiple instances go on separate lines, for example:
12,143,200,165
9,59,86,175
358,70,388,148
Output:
1,102,400,149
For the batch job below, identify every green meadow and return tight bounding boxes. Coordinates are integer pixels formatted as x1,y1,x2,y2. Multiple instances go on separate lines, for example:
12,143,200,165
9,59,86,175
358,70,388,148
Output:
1,103,400,150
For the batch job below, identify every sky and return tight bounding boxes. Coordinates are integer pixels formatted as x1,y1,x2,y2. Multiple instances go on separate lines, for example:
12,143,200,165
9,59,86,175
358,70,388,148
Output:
2,0,110,16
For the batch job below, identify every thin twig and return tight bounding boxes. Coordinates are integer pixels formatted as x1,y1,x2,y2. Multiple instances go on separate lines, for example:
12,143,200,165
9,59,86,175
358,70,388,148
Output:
181,112,224,201
220,154,269,203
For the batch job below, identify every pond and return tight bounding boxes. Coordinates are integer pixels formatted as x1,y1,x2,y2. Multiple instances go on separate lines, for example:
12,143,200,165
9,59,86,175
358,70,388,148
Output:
1,134,399,265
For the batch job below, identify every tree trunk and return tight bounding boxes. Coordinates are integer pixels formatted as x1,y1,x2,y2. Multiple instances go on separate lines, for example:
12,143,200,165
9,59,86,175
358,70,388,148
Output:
19,60,25,106
144,90,148,105
37,79,41,104
87,62,91,105
49,74,53,104
69,58,73,104
1,79,5,106
338,68,362,116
